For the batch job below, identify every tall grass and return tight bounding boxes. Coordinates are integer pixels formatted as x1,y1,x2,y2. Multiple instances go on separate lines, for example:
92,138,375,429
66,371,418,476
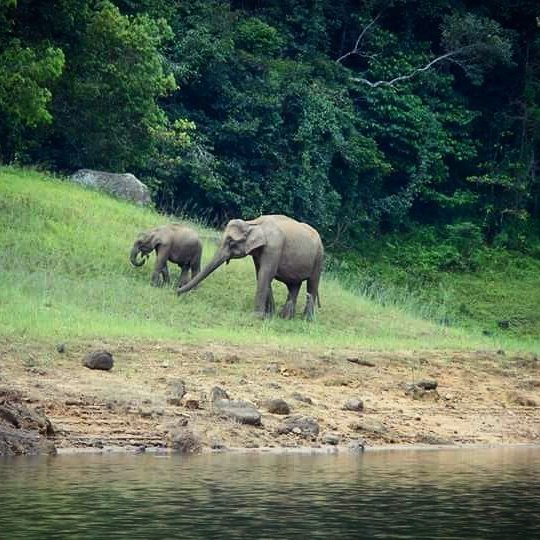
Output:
1,166,537,352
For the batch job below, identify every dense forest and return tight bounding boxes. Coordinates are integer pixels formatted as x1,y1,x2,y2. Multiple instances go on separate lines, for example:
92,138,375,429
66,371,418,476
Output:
1,0,539,250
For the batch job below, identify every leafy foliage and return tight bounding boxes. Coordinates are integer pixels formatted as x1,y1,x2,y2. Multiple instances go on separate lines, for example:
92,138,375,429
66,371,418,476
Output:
0,0,538,250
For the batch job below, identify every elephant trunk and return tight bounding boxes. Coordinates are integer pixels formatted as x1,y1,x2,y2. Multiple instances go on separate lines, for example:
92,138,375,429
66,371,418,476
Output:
177,250,228,294
130,245,146,267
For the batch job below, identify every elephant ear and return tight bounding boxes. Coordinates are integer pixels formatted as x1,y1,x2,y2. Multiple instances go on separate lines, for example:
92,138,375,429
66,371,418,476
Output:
245,225,267,254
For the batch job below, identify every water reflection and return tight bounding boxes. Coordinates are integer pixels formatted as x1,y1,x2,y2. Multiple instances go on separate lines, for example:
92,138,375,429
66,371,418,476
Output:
1,447,539,539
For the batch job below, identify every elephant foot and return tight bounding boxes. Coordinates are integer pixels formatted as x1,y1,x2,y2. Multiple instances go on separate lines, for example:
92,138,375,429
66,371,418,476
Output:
303,293,315,321
254,310,270,320
279,301,295,320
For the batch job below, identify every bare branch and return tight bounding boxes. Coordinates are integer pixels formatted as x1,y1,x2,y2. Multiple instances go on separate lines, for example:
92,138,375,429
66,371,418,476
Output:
350,48,472,88
336,13,382,64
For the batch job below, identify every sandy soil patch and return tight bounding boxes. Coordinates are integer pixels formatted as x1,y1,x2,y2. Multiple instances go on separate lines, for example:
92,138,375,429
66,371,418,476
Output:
1,339,539,453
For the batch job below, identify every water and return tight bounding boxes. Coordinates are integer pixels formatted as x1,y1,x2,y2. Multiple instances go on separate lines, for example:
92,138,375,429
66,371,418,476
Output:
1,447,539,539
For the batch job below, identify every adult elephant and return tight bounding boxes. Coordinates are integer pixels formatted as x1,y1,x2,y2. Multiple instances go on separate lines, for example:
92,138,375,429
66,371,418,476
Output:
177,215,324,320
130,224,202,287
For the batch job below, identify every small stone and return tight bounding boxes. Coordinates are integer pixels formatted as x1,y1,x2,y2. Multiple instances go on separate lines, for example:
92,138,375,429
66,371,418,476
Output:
83,350,113,371
167,428,201,453
264,399,290,415
343,398,364,412
201,351,215,362
291,393,313,404
210,386,229,403
276,415,319,439
183,394,200,410
210,439,226,450
416,379,438,391
166,379,186,406
321,432,340,445
213,399,261,426
139,408,153,418
508,391,538,407
349,440,366,453
56,343,66,353
349,418,387,435
347,358,376,367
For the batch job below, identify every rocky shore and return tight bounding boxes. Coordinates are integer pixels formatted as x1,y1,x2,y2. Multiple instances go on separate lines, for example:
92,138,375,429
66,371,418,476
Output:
1,340,539,455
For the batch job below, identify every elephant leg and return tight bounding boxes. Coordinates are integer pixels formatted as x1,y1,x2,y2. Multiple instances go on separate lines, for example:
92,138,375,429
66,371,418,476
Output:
152,250,169,287
253,256,275,318
303,271,321,321
266,284,275,316
280,282,301,320
177,265,190,288
161,264,170,285
191,253,201,280
254,267,276,319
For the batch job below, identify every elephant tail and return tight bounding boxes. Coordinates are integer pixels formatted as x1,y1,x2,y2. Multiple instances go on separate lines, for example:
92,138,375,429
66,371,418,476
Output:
317,293,321,308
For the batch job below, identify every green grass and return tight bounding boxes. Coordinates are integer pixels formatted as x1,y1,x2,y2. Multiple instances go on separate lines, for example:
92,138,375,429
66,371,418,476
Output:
329,238,540,340
1,166,538,353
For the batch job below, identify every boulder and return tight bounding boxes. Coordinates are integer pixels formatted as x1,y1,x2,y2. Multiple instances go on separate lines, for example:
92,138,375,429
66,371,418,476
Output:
83,350,114,371
276,415,319,439
0,389,56,456
70,169,151,205
213,399,261,426
264,398,290,415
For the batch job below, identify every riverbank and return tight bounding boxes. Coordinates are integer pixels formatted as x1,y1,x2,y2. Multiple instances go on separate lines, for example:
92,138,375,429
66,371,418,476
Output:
1,339,538,454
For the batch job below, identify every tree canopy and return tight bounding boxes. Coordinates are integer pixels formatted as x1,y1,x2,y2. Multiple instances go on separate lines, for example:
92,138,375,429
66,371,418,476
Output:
1,0,538,249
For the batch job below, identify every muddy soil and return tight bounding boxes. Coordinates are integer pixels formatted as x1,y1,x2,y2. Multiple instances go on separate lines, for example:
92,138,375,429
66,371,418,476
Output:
0,339,539,453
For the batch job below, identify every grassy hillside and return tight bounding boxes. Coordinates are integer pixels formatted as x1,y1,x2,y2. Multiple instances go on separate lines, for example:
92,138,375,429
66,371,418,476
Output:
0,166,537,352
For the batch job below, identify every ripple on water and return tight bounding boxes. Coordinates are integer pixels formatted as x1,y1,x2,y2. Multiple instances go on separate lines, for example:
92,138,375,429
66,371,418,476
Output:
0,447,539,539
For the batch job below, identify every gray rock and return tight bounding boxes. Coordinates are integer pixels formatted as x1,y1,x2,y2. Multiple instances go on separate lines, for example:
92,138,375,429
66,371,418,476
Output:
56,343,66,353
416,379,438,391
0,390,56,456
264,398,290,415
213,399,261,426
166,379,186,406
291,392,313,404
167,428,201,453
210,386,230,403
343,398,364,412
276,415,319,439
83,350,113,371
348,439,366,453
71,169,151,205
349,418,387,435
321,432,340,445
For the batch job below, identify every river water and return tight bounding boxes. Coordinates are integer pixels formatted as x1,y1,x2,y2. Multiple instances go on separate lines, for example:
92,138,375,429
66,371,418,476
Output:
1,447,539,539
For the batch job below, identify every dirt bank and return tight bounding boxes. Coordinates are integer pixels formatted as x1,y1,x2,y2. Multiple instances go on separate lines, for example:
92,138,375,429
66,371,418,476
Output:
0,339,539,453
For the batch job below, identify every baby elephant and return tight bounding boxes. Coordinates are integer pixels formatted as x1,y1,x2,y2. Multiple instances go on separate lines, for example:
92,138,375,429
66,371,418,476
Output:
130,224,202,287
